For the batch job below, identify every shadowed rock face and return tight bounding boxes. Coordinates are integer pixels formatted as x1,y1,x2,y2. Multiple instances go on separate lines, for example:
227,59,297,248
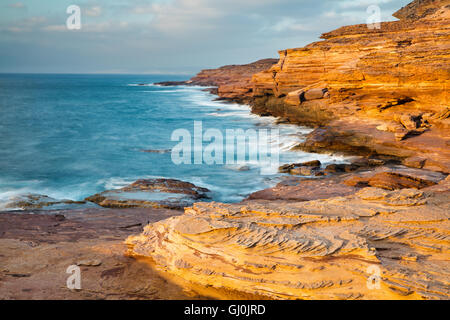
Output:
85,179,210,210
126,175,450,300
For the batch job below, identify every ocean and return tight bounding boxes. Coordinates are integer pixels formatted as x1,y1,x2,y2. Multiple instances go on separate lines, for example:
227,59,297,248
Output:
0,73,346,209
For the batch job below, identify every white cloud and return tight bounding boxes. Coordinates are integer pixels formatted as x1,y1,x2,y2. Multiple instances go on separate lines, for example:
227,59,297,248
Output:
41,25,66,32
8,2,25,9
268,17,311,32
338,0,396,9
85,6,102,17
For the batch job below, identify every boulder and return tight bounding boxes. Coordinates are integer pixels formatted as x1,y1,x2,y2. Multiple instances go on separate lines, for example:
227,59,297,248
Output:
85,179,210,210
304,88,328,101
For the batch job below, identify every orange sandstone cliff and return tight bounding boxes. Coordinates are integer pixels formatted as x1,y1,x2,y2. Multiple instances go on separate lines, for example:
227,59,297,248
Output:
250,0,449,172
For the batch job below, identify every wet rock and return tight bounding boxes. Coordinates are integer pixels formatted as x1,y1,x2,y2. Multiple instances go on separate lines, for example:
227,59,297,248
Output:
279,160,322,175
290,166,319,176
85,179,210,210
2,194,92,211
324,163,358,173
299,160,322,167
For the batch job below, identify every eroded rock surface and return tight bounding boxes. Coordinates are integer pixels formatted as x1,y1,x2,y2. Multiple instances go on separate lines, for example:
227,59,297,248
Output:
127,169,449,300
249,0,450,172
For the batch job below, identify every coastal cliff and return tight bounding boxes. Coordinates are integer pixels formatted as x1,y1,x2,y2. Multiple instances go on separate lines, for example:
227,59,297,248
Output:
157,59,278,102
250,0,449,173
167,0,449,173
127,0,450,300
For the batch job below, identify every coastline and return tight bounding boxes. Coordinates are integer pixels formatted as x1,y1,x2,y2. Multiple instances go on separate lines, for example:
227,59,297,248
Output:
1,0,449,300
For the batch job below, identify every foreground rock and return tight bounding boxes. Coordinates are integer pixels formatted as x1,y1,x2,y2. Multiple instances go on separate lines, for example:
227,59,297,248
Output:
0,208,204,299
127,169,449,300
85,179,210,210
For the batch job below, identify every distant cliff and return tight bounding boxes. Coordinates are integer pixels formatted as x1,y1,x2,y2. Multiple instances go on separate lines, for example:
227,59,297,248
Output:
156,59,278,102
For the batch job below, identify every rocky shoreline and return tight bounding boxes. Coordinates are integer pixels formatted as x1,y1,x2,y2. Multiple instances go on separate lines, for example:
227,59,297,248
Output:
1,0,449,300
130,0,449,300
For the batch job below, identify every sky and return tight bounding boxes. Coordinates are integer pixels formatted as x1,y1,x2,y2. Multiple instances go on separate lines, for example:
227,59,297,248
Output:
0,0,412,74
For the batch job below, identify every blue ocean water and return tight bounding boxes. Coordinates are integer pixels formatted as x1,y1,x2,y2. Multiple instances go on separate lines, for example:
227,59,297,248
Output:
0,74,346,208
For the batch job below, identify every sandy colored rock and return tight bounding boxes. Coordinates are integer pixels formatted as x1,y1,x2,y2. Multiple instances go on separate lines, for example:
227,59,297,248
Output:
250,0,450,172
127,180,450,300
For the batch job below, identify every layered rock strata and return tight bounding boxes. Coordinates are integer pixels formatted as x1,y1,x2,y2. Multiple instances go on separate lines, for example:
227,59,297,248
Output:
156,59,278,102
127,172,450,300
250,0,449,172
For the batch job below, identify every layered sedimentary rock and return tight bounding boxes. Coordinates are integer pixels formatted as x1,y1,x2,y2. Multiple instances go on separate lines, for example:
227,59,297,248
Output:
127,172,450,300
250,0,449,172
156,59,278,102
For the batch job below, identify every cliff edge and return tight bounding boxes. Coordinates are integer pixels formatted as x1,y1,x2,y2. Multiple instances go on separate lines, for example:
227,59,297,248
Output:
250,0,449,172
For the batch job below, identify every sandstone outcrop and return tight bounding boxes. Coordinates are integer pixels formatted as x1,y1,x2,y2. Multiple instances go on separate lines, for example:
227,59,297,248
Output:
127,171,449,300
249,0,449,172
85,179,210,210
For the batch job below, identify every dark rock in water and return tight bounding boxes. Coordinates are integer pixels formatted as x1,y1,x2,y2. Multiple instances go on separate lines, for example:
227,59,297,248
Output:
141,149,172,154
324,163,359,173
298,160,321,167
2,194,93,211
85,179,210,210
279,160,322,175
154,81,188,86
290,166,320,176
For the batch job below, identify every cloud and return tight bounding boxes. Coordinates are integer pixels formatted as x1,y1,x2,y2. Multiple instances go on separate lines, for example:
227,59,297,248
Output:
337,0,397,9
0,0,412,73
41,25,67,32
8,2,25,9
85,6,102,17
266,17,311,32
